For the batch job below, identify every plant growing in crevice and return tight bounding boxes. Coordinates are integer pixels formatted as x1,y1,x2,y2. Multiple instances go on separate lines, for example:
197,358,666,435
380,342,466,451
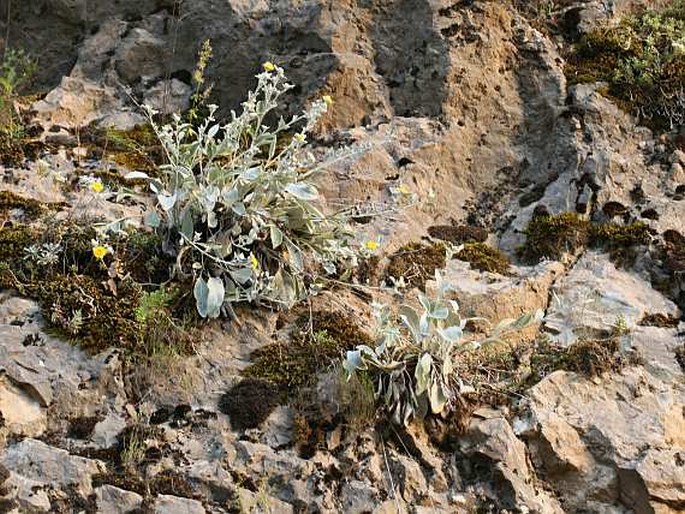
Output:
343,272,541,425
129,63,359,318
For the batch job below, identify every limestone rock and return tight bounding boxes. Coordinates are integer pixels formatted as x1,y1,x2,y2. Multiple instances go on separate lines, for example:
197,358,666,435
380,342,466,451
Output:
95,485,144,514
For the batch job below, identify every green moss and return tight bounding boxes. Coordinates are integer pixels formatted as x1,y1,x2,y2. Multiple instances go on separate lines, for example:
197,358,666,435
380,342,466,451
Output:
34,274,142,352
386,242,446,289
427,224,488,245
0,225,38,269
244,311,373,390
456,243,511,274
519,213,591,262
82,123,163,175
218,378,281,430
566,5,685,130
0,190,45,220
520,213,651,264
590,221,652,263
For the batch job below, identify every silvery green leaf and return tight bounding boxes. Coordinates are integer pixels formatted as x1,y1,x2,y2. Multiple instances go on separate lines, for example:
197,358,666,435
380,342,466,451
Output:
144,211,161,228
124,171,151,180
207,123,220,139
158,193,177,211
430,305,449,320
429,382,447,414
415,353,432,395
222,187,240,205
442,355,453,377
399,305,420,337
438,326,463,343
232,203,246,216
180,209,194,241
230,267,253,285
194,276,225,319
241,167,260,181
418,293,432,313
269,225,283,248
285,183,319,200
285,240,304,271
343,350,365,374
206,210,217,229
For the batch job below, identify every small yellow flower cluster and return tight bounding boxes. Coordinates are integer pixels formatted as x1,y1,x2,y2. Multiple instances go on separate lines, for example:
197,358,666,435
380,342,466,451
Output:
262,61,276,72
294,133,306,143
397,184,411,195
250,254,259,271
92,245,109,260
365,240,379,251
91,239,112,261
322,95,333,106
90,180,105,194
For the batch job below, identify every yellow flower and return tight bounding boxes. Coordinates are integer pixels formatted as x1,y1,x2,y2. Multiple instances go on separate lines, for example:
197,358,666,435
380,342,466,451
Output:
322,95,333,106
365,240,379,251
262,61,276,72
251,254,259,270
294,133,306,143
90,180,104,193
92,245,109,260
397,184,411,195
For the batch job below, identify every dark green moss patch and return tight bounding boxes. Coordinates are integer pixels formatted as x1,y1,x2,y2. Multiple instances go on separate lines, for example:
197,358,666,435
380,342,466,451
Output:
0,225,39,270
519,213,652,263
675,344,685,372
67,416,101,440
244,311,373,390
519,212,590,262
456,243,511,274
218,378,281,430
639,313,680,328
427,224,488,245
35,274,142,352
566,5,685,130
386,242,446,289
82,123,163,174
0,190,46,221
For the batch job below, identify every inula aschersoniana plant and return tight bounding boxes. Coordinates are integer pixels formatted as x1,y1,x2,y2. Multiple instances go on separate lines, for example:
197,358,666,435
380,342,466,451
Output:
128,62,358,318
344,272,541,425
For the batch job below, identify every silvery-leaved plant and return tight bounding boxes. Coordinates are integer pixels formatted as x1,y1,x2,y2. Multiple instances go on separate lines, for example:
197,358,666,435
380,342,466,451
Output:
127,64,360,318
344,271,542,425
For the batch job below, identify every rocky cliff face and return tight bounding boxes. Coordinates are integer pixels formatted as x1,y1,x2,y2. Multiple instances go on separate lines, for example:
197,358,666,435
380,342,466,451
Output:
0,1,683,513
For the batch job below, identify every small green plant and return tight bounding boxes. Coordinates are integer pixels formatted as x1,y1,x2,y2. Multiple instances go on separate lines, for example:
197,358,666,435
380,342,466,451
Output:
343,272,541,425
0,48,36,101
129,62,357,318
0,48,37,164
567,5,685,129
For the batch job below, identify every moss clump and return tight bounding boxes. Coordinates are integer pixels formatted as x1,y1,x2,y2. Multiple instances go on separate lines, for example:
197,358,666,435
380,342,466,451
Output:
456,243,511,274
520,213,652,263
675,344,685,372
0,190,45,220
519,213,591,262
218,378,281,430
591,222,652,249
639,313,680,328
0,225,39,270
244,311,373,390
67,416,101,440
427,224,488,245
386,242,446,289
82,123,163,174
566,5,685,129
35,274,142,352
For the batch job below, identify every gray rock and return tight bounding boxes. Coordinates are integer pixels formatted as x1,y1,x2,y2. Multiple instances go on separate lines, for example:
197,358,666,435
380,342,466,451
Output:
1,439,103,497
154,494,206,514
95,485,144,514
341,480,379,514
